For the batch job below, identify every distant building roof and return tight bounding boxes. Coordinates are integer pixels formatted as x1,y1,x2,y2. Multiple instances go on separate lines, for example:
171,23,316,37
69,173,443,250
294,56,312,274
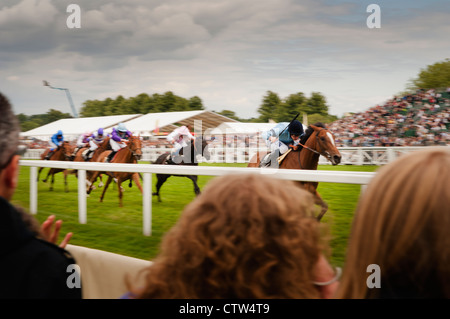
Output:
20,114,142,140
21,110,239,140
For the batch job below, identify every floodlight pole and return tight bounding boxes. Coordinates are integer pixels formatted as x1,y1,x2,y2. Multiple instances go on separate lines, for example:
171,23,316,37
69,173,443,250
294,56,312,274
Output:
43,80,79,118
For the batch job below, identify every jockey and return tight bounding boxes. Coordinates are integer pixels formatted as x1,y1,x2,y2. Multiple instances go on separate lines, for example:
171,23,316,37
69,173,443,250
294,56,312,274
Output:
166,125,195,162
260,120,305,168
71,131,91,160
45,130,64,160
106,123,132,163
84,128,106,161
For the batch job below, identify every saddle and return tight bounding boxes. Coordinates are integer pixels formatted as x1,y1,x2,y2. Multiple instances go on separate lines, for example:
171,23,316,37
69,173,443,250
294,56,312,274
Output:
82,149,93,161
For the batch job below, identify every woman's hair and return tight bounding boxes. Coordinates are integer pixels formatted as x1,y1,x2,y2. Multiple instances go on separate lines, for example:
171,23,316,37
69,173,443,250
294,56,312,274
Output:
336,147,450,298
129,174,326,298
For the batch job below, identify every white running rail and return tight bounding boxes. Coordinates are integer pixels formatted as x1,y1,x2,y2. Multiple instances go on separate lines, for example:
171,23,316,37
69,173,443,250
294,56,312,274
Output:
20,160,376,236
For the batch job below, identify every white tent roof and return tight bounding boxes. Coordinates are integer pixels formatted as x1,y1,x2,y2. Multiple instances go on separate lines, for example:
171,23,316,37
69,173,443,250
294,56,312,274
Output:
209,122,276,135
21,110,239,140
21,114,142,140
116,110,239,136
209,122,308,136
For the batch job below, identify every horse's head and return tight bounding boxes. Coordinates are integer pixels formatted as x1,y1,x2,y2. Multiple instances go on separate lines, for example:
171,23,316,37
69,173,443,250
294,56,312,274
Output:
127,135,142,161
309,124,341,166
61,141,74,160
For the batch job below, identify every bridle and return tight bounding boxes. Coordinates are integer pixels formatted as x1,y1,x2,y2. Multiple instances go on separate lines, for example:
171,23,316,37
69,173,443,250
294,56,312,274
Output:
128,137,142,160
296,128,335,163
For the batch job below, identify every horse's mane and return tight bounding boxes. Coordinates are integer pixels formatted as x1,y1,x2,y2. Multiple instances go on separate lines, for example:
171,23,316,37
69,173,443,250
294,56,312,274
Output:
300,122,326,144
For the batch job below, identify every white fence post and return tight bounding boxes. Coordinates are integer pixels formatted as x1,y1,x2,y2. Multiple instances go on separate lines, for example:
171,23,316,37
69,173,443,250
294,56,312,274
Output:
142,172,152,236
29,166,38,215
78,169,87,224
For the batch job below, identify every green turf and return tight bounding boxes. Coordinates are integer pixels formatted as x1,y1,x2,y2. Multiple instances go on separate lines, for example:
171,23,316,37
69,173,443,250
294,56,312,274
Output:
11,162,379,267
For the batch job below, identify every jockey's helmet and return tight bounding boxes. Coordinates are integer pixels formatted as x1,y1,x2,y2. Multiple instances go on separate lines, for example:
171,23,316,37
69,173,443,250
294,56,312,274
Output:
117,123,127,132
289,120,304,136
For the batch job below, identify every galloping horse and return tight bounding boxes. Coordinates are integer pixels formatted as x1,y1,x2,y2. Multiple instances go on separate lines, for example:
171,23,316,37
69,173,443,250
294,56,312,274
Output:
38,141,74,192
71,136,111,189
248,123,341,220
152,137,211,202
86,135,143,207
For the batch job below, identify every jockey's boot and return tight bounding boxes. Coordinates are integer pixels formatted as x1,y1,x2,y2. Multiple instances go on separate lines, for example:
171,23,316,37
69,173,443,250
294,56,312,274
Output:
106,151,116,163
70,147,79,161
84,150,93,161
260,151,280,168
45,151,54,160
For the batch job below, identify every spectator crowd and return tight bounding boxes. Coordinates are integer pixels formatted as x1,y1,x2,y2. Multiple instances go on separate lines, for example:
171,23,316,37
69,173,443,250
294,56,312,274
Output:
329,89,450,147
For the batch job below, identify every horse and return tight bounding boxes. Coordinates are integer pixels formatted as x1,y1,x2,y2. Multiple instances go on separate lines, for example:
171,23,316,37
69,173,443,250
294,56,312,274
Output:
38,141,74,192
248,123,342,220
152,137,211,202
70,136,112,190
86,135,143,207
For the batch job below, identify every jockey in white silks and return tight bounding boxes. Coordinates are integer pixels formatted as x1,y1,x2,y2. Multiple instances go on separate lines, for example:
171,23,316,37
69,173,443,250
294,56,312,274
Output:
166,125,195,162
84,128,107,161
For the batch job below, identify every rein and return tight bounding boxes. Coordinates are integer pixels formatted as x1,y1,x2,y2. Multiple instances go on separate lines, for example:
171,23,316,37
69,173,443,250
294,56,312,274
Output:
296,128,333,162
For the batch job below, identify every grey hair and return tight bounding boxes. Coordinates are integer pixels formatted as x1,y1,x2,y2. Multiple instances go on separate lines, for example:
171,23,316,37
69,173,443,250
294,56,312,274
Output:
0,93,20,168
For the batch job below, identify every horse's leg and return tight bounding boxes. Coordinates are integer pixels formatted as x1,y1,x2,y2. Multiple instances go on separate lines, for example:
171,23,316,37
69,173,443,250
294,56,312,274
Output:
64,170,69,193
117,178,124,207
132,173,143,194
100,175,113,202
152,174,169,202
297,181,328,221
187,175,201,195
37,167,44,182
50,170,55,191
43,168,53,183
98,174,104,188
314,191,328,221
87,171,101,194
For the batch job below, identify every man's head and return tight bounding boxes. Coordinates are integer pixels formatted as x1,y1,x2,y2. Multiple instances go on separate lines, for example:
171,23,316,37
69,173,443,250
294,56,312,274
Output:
0,93,20,200
289,120,304,138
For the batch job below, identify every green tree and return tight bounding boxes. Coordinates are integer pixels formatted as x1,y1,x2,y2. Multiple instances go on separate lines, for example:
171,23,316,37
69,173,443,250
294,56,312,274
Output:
17,109,72,132
258,91,281,122
217,110,240,121
188,96,204,110
45,108,73,123
307,113,338,125
305,92,329,115
410,58,450,90
277,92,306,122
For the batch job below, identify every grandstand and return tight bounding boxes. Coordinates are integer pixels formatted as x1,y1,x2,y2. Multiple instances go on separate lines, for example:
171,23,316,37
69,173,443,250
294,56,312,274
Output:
328,89,450,147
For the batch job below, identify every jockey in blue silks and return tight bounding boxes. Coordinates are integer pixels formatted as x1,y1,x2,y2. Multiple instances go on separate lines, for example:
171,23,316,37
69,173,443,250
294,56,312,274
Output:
260,120,304,168
45,130,64,160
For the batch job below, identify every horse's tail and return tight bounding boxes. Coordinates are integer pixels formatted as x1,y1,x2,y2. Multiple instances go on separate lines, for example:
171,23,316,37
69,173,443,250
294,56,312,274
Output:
153,152,170,165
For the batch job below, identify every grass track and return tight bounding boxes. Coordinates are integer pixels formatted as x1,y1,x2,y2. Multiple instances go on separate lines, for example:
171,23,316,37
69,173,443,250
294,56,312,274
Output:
12,162,379,267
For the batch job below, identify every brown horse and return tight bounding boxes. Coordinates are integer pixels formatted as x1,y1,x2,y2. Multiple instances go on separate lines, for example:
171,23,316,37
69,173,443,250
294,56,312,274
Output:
152,137,211,202
70,136,111,190
87,135,143,207
38,141,74,192
248,123,341,220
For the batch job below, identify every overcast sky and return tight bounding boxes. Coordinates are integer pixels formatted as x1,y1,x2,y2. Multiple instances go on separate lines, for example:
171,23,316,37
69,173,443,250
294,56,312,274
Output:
1,0,449,119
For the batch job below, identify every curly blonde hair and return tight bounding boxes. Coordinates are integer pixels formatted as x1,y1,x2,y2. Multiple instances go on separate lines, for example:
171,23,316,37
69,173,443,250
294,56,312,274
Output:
129,173,327,299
